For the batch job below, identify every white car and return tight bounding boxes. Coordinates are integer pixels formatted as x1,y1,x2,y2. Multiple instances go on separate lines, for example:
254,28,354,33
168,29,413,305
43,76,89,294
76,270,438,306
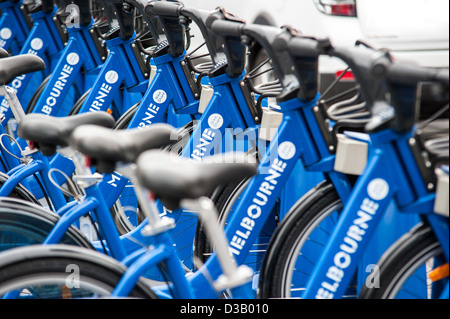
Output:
184,0,449,116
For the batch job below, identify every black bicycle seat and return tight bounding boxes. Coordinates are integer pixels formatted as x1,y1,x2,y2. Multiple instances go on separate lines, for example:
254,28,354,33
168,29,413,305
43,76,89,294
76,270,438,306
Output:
18,112,115,156
136,150,257,209
0,48,9,58
69,123,178,173
0,54,46,85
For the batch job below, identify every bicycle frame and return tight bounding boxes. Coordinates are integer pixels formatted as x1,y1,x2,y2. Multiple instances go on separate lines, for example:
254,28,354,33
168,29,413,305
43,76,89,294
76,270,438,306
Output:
0,146,68,210
0,0,30,55
0,5,66,121
125,52,199,130
76,33,148,117
31,19,102,117
120,69,262,270
43,172,128,261
102,94,344,298
300,128,449,299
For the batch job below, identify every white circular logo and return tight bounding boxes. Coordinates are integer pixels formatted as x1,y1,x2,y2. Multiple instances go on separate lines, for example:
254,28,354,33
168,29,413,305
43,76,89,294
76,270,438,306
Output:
66,52,80,66
105,70,119,84
208,113,224,130
0,28,12,40
278,141,296,160
153,89,167,104
367,178,389,201
30,38,43,51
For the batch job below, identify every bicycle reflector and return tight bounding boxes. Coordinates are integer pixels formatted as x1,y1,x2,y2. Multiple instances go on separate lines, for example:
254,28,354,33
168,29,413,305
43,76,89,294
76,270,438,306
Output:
336,69,356,81
313,0,357,17
428,263,449,282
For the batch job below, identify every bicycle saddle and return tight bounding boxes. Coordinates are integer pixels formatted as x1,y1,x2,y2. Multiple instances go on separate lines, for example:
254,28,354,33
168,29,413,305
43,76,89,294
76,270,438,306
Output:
69,123,178,173
136,150,258,209
0,48,9,58
0,54,46,85
18,112,115,156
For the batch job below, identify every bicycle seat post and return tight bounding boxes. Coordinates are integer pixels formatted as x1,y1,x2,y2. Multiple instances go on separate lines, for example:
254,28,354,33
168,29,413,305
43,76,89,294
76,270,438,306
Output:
181,196,253,295
59,146,103,191
113,162,175,236
0,85,26,124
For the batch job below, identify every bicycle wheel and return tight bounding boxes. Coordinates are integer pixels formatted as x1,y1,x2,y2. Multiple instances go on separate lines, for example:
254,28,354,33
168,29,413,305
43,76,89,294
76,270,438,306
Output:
68,89,91,116
0,198,92,253
258,181,354,298
25,75,51,114
0,245,157,299
0,172,40,205
359,222,447,299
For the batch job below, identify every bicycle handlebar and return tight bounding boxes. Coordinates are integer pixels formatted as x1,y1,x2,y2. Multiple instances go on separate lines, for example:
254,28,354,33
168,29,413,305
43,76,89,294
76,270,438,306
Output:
209,19,244,38
41,0,55,14
146,0,182,17
144,1,186,57
374,57,449,88
206,9,247,77
210,20,328,100
180,7,227,67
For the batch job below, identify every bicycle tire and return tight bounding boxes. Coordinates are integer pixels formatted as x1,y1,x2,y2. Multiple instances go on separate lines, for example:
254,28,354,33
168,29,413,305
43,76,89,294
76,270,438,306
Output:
359,222,446,299
258,181,348,298
0,197,93,253
68,89,91,116
0,244,157,299
25,75,51,114
113,101,140,130
0,171,40,205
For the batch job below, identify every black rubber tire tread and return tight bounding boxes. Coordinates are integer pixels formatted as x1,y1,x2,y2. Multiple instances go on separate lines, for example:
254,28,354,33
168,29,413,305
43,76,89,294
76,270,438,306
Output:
258,180,340,298
193,147,263,264
194,177,251,263
359,222,443,299
0,245,157,298
68,89,91,116
25,75,51,114
0,171,40,205
113,101,140,130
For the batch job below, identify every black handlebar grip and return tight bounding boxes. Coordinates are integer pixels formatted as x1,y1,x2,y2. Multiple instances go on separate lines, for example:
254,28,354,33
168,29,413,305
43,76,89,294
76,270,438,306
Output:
288,37,327,58
372,55,450,88
146,1,182,17
42,0,55,14
389,63,449,87
209,19,244,38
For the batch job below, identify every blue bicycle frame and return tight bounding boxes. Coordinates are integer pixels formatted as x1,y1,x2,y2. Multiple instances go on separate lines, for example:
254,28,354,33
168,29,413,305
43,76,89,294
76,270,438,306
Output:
0,0,30,55
0,146,68,210
31,18,102,117
76,33,149,118
0,5,66,122
102,93,338,298
300,127,449,299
